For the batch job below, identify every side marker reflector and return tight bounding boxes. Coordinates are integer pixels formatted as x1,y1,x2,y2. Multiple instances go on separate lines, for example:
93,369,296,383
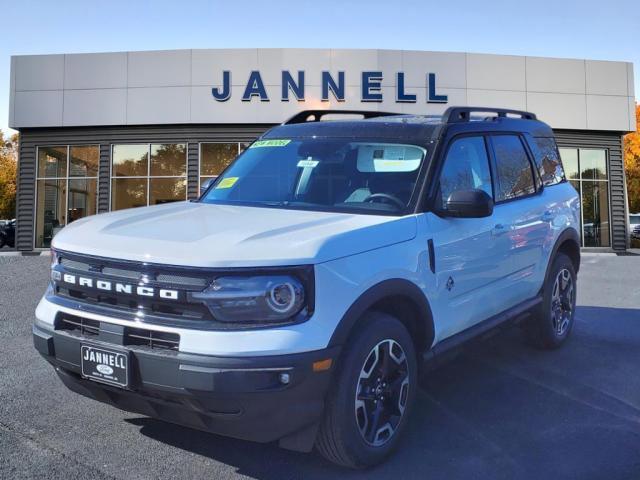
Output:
313,358,333,372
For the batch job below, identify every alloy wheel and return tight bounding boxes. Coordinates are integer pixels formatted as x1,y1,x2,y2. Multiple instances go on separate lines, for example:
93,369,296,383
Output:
551,268,574,336
354,339,410,447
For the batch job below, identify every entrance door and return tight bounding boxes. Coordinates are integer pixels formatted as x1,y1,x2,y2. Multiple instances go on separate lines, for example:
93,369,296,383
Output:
559,148,610,247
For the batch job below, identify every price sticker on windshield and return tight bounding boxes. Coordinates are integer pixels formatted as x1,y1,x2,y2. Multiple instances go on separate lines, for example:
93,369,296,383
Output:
250,139,291,148
215,177,239,189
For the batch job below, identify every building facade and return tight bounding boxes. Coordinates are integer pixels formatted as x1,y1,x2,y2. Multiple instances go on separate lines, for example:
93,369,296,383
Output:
8,48,636,251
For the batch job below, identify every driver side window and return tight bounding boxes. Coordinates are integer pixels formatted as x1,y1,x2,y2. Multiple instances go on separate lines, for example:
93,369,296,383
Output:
438,136,493,209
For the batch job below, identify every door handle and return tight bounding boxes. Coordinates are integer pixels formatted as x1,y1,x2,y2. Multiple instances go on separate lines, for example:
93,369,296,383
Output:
492,223,510,236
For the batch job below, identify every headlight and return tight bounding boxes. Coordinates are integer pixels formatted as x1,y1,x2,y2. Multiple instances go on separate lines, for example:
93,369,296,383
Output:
50,248,61,282
191,275,307,324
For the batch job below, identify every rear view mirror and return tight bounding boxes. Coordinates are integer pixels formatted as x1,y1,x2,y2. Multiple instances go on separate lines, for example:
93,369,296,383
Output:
442,189,494,218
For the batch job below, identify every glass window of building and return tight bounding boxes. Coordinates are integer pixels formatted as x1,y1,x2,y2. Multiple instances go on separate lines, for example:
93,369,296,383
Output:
200,143,241,187
111,143,187,211
559,148,610,247
35,145,98,248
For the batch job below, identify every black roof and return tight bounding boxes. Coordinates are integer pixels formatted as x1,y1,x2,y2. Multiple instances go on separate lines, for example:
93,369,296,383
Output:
261,107,555,141
264,115,442,141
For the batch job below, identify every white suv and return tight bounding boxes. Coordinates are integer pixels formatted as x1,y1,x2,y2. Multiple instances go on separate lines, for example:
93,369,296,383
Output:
34,107,581,468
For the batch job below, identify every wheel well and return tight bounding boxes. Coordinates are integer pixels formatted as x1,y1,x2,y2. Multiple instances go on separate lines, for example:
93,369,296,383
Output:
366,295,434,355
556,238,580,273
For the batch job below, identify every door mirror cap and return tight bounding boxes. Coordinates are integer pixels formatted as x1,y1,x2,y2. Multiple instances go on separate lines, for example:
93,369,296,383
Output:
442,189,494,218
200,178,215,195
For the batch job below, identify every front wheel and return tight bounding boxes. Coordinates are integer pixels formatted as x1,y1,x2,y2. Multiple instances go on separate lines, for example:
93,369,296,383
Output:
315,312,417,468
525,253,577,349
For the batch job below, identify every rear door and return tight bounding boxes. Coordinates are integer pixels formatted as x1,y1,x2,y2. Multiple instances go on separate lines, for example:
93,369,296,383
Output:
487,134,551,303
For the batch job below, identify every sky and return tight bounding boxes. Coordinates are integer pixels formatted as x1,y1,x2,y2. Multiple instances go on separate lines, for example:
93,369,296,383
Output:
0,0,638,135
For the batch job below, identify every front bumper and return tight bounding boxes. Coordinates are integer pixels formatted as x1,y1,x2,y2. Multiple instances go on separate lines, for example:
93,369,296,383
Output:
33,322,339,450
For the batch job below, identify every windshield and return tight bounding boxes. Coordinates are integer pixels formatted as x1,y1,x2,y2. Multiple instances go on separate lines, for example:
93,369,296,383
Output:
200,138,427,214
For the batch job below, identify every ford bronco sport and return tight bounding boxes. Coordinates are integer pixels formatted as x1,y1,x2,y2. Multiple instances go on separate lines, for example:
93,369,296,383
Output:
34,107,581,468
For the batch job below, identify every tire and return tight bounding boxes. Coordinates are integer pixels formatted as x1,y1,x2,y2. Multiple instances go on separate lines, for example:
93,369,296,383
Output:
525,253,577,349
0,236,5,249
315,311,418,468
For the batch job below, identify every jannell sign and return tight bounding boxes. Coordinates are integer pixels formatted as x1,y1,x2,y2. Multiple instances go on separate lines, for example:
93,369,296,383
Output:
212,71,449,104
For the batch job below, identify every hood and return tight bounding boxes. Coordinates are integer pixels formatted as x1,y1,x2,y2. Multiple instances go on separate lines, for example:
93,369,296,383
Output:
52,202,417,267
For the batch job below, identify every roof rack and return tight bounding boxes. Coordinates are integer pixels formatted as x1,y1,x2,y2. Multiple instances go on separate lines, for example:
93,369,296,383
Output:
443,106,537,123
283,110,399,125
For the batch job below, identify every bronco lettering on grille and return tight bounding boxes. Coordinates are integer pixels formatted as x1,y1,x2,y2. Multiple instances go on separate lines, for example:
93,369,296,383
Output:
59,274,179,300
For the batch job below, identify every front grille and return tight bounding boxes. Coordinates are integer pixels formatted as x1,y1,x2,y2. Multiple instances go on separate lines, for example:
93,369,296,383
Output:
57,285,209,320
53,251,215,326
124,327,180,350
57,315,100,337
56,314,180,351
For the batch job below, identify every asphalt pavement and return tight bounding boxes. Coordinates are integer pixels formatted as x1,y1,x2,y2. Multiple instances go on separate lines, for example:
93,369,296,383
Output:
1,253,639,479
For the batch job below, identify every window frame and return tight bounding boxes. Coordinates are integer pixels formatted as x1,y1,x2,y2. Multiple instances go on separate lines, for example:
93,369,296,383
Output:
486,132,540,205
435,134,496,213
198,142,244,189
427,132,497,216
559,146,612,248
109,142,188,211
524,133,566,188
34,144,99,249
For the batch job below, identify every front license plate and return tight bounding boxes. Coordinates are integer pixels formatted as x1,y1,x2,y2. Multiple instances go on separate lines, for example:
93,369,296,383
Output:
81,345,129,388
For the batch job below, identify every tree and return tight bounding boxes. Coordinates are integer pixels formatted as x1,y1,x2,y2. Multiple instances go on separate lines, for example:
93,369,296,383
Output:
624,104,640,214
0,131,18,219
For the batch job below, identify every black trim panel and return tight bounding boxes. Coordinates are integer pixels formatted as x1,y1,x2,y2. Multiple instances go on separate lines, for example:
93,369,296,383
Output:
423,295,542,364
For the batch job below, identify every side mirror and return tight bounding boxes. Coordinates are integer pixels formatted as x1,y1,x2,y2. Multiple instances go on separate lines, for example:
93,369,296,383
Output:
200,178,215,195
442,189,494,218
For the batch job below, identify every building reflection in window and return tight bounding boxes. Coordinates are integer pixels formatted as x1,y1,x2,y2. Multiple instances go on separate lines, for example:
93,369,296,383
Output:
111,143,187,210
35,146,99,248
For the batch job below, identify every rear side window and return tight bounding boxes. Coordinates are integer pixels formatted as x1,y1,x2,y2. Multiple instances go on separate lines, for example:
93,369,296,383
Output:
530,136,566,186
438,136,493,208
491,135,535,202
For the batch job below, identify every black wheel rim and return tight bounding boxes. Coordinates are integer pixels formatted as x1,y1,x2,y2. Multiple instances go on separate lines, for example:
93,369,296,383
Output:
551,268,574,336
354,339,410,447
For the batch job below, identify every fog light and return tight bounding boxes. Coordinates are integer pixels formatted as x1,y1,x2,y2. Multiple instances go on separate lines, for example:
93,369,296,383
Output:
279,372,291,385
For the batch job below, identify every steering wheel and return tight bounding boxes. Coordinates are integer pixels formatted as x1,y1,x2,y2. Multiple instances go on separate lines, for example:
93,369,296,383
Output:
363,193,405,210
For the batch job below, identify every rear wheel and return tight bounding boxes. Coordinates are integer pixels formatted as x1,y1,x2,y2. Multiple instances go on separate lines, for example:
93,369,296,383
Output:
525,253,577,349
316,312,417,468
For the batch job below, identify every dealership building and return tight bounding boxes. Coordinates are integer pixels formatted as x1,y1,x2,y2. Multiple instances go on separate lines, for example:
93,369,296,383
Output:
7,48,636,252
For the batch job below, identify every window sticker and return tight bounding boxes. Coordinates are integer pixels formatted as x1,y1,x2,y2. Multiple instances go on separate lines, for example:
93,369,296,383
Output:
249,139,291,149
297,159,319,168
215,177,239,189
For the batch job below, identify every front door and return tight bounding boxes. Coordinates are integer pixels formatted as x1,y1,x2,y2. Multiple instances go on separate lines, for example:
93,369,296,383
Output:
425,135,512,341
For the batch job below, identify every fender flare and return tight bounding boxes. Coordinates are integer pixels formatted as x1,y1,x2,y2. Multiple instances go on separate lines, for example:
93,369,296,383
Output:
327,278,434,352
544,227,581,285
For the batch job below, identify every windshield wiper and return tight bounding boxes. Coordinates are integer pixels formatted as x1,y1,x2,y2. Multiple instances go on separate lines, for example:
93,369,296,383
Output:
259,200,290,207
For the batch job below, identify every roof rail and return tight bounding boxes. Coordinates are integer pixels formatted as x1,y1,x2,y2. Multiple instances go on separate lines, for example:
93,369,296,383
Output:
443,106,537,123
283,110,399,125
